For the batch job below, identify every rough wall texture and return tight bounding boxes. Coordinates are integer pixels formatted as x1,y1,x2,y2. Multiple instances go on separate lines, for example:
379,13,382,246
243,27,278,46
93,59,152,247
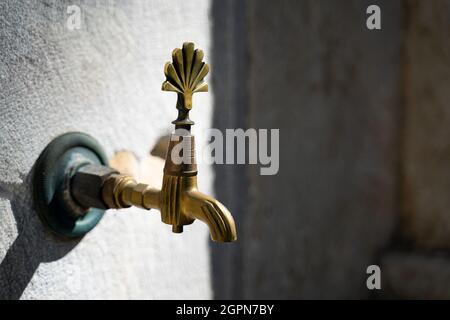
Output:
0,0,214,299
240,0,402,299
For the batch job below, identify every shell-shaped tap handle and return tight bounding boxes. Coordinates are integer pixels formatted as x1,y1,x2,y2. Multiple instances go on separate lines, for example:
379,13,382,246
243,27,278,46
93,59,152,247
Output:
162,42,209,128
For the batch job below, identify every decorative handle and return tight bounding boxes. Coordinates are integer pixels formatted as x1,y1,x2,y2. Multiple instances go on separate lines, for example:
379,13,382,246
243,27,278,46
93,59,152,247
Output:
162,42,209,129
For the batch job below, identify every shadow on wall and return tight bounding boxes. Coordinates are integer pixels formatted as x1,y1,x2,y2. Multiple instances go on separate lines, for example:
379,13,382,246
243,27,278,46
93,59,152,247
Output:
0,167,78,299
210,0,249,299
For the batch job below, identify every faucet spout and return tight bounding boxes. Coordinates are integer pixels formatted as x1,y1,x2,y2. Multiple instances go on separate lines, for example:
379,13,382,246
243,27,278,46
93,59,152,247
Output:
159,173,237,242
182,190,237,242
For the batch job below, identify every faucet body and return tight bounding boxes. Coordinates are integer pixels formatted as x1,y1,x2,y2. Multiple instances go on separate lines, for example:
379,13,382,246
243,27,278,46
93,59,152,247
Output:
73,132,237,242
68,42,236,242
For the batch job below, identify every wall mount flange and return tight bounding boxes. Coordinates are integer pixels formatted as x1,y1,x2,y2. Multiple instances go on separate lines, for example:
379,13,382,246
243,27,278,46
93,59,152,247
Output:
33,132,108,238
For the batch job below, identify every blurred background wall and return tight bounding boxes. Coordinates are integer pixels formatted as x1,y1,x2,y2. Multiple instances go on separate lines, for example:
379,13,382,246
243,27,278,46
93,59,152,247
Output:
211,0,450,299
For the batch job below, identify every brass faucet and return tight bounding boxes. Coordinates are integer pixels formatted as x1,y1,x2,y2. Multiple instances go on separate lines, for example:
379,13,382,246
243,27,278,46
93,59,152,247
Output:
70,43,237,242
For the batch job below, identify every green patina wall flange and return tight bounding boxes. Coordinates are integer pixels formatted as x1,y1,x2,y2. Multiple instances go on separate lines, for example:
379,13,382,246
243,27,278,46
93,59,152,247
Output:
33,132,108,238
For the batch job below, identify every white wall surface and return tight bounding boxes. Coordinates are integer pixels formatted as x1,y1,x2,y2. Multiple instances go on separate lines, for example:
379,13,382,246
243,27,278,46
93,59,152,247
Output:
0,0,214,299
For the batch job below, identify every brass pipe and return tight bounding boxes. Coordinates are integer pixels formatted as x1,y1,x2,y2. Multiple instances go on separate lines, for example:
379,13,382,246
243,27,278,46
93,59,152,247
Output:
101,174,160,210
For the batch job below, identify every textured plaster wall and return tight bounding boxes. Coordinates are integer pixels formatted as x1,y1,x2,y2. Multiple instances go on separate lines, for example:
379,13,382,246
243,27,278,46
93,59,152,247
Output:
0,0,214,299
